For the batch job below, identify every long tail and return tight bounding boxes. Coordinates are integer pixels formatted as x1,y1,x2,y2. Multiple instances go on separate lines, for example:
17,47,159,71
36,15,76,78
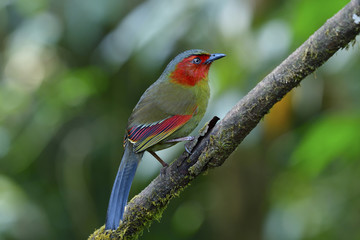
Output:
105,143,143,230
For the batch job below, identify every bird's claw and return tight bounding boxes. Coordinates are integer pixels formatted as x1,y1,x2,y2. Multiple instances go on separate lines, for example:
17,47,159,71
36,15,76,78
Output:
160,165,169,177
185,145,192,154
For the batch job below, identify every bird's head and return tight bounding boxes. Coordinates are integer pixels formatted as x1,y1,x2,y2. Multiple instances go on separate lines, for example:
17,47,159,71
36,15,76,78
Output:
167,49,225,87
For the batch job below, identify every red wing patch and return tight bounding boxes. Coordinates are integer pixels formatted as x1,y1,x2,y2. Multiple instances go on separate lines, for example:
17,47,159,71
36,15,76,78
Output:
127,114,193,152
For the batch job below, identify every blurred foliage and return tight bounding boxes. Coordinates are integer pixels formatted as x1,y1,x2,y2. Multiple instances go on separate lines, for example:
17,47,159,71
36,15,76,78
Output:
0,0,359,239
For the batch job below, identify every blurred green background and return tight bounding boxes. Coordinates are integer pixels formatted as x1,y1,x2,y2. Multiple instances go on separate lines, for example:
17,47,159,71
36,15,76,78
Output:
1,0,360,239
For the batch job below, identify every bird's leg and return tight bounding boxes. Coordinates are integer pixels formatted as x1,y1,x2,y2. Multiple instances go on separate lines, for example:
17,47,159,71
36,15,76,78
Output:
165,136,195,143
148,150,169,168
165,136,195,154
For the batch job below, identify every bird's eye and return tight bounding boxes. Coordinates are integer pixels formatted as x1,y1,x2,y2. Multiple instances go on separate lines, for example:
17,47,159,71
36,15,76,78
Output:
192,57,201,64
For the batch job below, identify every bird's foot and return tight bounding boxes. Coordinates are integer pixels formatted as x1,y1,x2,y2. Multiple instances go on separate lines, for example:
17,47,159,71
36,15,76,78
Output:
160,166,168,177
184,145,192,154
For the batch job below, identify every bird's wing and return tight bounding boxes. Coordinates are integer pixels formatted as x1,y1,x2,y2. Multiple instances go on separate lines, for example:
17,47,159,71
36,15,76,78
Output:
126,114,193,152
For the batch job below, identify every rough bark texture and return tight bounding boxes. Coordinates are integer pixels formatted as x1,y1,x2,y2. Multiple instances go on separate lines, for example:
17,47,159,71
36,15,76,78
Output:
89,1,360,239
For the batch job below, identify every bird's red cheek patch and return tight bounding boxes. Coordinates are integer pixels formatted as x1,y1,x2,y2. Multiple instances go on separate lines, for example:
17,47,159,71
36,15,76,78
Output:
170,55,211,86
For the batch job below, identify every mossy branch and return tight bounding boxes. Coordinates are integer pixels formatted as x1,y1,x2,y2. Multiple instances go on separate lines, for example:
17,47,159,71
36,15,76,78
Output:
89,1,360,239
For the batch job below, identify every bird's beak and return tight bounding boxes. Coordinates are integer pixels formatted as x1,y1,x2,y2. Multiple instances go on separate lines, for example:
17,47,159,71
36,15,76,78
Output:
205,53,226,64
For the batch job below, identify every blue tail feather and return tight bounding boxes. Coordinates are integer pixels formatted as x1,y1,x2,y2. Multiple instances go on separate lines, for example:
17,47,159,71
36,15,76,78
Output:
105,143,143,230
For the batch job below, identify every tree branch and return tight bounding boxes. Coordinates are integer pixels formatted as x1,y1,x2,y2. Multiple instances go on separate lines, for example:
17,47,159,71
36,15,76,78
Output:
89,1,360,239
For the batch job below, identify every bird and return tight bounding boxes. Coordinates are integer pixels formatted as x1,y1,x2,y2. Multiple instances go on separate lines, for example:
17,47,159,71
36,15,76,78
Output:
105,49,225,230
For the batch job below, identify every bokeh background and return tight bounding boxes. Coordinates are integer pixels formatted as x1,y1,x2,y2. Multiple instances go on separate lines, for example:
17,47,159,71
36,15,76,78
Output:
1,0,360,239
